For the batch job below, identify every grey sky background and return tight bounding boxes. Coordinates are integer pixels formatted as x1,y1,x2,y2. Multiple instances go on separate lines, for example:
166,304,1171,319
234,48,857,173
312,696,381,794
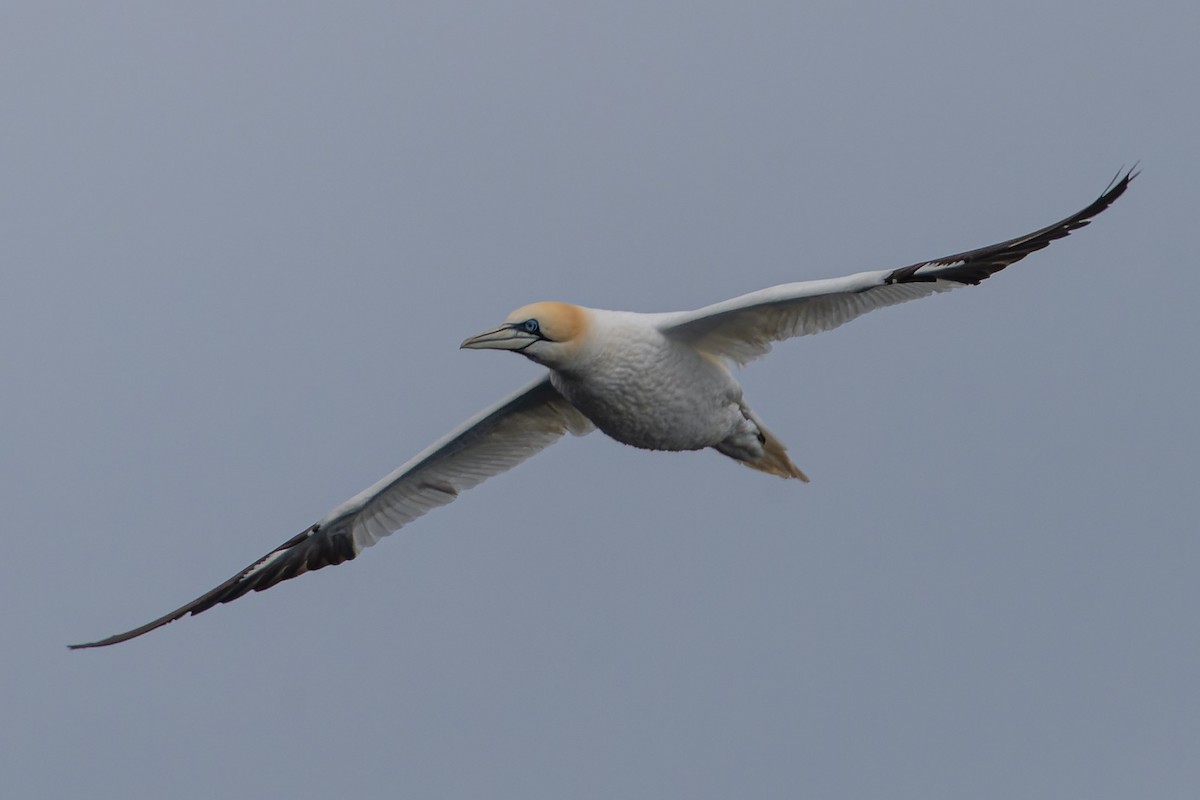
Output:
3,3,1197,798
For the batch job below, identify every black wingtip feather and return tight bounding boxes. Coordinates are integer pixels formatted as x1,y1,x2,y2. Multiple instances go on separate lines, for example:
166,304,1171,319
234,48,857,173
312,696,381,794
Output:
884,166,1136,288
68,523,356,650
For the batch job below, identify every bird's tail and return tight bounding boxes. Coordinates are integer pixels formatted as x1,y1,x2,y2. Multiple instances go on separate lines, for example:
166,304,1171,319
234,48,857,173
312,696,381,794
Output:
744,433,809,480
738,408,810,482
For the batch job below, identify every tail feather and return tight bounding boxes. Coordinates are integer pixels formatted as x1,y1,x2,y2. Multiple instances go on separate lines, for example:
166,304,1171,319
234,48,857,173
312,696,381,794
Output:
738,407,809,481
743,427,809,481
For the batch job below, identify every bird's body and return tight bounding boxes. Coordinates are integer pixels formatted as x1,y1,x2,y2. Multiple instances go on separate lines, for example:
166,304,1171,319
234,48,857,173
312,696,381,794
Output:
71,169,1136,649
536,307,805,477
553,312,723,451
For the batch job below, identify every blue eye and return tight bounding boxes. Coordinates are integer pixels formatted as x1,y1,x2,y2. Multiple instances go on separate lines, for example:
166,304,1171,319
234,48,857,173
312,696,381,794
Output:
522,319,540,334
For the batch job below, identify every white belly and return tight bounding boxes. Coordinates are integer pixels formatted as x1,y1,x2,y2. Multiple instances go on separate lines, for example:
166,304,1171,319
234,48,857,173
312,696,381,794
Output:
549,332,744,452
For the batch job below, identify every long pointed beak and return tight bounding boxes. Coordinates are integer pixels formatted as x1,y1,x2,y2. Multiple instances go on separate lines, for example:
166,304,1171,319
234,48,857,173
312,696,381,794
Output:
460,325,538,351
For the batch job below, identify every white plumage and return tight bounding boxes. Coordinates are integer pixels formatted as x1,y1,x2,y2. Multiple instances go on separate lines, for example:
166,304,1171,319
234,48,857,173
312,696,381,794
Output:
70,169,1134,648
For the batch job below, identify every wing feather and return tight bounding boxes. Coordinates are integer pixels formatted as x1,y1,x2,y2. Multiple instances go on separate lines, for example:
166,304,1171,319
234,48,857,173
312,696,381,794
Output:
662,168,1136,364
336,377,593,551
70,377,591,649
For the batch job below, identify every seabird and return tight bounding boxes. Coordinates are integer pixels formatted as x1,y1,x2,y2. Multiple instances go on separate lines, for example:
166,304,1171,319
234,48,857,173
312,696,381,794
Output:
70,168,1135,648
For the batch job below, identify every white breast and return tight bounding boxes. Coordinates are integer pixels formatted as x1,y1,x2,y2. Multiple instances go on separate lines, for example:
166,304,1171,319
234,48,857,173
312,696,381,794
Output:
549,310,745,452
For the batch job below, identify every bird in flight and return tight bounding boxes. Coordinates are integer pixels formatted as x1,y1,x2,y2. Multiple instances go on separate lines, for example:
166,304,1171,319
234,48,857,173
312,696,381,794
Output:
71,168,1136,649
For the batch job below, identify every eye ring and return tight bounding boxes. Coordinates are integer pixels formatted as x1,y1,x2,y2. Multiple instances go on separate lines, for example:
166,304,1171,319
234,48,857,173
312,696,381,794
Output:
522,319,540,334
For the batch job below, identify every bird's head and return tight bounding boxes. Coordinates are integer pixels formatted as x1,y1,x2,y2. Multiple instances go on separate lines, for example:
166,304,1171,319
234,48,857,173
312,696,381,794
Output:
460,301,588,368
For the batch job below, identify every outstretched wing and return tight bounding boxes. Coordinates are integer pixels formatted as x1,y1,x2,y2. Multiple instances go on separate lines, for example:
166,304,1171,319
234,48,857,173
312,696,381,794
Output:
661,168,1136,364
70,376,593,649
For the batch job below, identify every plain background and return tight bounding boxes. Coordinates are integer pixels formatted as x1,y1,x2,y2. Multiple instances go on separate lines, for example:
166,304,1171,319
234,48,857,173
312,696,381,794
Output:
3,3,1197,798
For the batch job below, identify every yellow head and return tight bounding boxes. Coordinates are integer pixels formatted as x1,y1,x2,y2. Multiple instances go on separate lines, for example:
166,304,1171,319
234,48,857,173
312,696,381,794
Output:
460,301,589,367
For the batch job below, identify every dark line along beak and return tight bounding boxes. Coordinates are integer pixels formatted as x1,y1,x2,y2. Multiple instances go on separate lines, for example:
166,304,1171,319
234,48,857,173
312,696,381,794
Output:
460,325,540,351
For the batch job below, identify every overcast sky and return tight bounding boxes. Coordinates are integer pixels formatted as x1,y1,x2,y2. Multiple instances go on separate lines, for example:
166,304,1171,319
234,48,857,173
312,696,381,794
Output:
3,2,1197,798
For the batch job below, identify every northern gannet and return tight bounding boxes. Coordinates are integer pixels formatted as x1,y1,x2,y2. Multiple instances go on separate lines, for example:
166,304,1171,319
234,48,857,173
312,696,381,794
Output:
70,169,1135,649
